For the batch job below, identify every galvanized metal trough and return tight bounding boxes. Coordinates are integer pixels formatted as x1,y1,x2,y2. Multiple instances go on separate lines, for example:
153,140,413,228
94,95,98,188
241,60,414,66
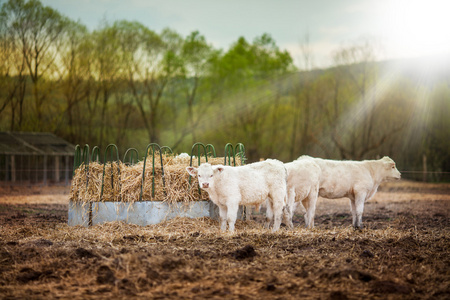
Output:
68,142,246,227
68,200,245,227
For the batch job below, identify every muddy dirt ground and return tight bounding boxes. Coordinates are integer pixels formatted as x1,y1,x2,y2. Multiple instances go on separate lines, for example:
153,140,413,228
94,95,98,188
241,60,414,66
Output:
0,181,449,299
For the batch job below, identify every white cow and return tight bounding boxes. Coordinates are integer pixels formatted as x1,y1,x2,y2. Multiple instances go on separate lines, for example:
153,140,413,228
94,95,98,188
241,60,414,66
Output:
186,159,287,232
281,156,321,229
308,156,401,229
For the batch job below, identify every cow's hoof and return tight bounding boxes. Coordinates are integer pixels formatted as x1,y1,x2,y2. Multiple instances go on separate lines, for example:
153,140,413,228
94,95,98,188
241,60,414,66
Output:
353,225,364,231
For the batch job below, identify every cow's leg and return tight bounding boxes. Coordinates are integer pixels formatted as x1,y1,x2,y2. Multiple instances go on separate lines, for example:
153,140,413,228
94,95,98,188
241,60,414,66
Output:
218,204,228,232
304,193,318,229
271,195,284,232
349,198,357,227
244,206,252,221
283,188,295,229
301,197,311,228
309,186,319,228
226,202,239,232
354,192,367,229
265,199,273,229
282,203,293,229
292,201,299,216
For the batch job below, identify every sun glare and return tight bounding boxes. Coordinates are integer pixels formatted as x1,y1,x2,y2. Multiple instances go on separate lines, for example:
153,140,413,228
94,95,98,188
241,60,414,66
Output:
380,0,450,59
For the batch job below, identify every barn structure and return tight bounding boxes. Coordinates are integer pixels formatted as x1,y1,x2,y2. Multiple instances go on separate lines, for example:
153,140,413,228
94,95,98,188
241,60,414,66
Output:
0,132,75,186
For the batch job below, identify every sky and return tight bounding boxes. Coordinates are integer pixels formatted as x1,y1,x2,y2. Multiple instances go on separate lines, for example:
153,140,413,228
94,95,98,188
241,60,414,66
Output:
39,0,450,69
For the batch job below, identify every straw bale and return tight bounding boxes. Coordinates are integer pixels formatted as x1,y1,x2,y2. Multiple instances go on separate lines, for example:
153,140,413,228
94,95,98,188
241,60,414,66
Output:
69,154,243,204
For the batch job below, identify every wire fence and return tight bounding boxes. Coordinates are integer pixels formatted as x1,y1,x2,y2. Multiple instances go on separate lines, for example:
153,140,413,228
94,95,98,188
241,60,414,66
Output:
0,154,74,186
399,171,450,183
1,153,449,186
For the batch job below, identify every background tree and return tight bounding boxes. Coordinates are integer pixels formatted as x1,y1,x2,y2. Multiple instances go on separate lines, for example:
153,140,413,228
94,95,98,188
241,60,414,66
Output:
0,10,27,130
55,20,90,141
133,28,184,145
180,31,213,145
424,85,450,180
200,34,294,160
1,0,68,129
290,33,315,159
0,0,448,181
112,20,162,148
327,40,406,159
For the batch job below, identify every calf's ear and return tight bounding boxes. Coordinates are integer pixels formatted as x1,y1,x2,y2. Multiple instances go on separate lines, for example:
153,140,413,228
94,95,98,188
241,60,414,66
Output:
186,167,198,176
213,165,224,173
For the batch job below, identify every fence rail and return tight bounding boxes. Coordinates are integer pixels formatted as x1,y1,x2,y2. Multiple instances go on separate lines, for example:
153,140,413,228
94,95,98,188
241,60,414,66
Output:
0,154,73,186
399,170,450,182
1,151,448,185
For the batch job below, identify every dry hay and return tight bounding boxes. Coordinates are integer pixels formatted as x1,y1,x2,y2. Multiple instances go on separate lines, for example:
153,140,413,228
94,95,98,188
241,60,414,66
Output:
69,155,242,204
1,182,450,299
1,208,449,299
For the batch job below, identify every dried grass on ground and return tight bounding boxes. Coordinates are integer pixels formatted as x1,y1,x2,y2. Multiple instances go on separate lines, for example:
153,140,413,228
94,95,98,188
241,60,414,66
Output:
0,181,449,299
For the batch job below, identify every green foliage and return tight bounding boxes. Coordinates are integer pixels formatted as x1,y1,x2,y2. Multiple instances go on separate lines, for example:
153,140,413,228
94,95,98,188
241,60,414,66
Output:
0,0,448,180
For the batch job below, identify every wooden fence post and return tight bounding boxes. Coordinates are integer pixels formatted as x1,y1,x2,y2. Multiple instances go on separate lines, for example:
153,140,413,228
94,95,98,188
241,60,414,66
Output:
55,156,60,183
65,155,70,186
423,154,427,182
11,155,16,183
43,155,48,185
